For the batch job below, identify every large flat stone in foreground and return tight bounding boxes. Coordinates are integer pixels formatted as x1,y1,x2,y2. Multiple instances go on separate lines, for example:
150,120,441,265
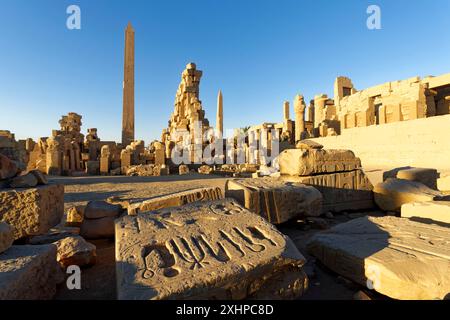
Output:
115,199,307,300
225,177,322,223
0,244,57,299
0,184,64,239
401,201,450,225
307,216,450,300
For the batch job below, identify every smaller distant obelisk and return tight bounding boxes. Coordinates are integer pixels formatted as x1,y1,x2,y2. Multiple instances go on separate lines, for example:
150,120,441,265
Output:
216,90,223,138
122,22,135,146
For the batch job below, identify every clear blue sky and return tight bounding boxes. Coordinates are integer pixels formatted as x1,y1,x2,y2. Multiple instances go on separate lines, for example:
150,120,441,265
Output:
1,0,450,142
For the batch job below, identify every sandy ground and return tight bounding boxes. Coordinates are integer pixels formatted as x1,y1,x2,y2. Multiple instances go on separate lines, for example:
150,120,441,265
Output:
52,173,385,300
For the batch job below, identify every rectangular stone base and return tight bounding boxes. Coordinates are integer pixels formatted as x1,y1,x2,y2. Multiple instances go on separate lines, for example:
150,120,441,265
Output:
0,245,57,299
0,184,64,239
281,169,374,213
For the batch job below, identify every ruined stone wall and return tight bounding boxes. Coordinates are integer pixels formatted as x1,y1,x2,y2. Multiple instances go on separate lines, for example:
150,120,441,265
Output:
311,114,450,172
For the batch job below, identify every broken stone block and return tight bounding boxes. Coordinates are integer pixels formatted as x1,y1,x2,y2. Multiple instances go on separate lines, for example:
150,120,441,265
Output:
198,165,213,174
84,200,122,219
295,139,323,150
0,184,64,239
153,165,169,176
307,216,450,300
80,216,115,239
401,201,450,225
55,235,96,269
115,199,308,300
178,164,189,175
9,172,38,188
29,226,80,245
129,187,224,215
0,153,18,180
66,205,85,227
225,177,322,224
29,169,48,185
278,149,361,176
0,222,14,254
374,178,450,212
0,244,57,299
396,168,438,190
86,160,100,175
382,166,413,181
281,169,374,213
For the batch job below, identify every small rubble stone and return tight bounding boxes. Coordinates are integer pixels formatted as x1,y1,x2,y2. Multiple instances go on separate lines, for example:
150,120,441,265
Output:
66,205,85,227
0,222,14,254
55,235,96,269
178,165,189,175
0,244,57,299
198,165,213,174
115,198,308,300
374,178,450,212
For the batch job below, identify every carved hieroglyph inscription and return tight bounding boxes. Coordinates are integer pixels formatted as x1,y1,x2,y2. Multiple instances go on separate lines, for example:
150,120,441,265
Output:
226,177,323,223
128,187,223,215
115,199,307,300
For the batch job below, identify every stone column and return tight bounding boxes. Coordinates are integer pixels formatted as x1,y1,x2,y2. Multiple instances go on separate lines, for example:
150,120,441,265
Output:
294,95,306,142
283,101,290,121
216,90,223,138
122,22,135,147
314,94,328,128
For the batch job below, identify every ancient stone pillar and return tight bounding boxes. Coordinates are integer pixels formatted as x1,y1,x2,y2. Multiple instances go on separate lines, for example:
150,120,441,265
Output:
283,101,290,121
216,90,223,138
154,142,166,166
294,95,306,142
46,137,62,176
100,145,111,175
122,22,135,147
314,94,328,128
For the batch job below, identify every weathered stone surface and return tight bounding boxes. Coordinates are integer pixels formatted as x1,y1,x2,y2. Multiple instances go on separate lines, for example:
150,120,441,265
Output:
129,187,224,215
295,139,323,150
278,149,361,176
401,201,450,224
0,222,14,254
84,200,122,219
55,235,96,269
29,169,48,185
0,153,18,180
396,167,438,190
198,165,213,175
374,178,450,212
86,160,100,175
28,226,80,245
307,216,450,300
66,205,85,227
225,177,322,224
281,169,374,213
115,199,307,300
0,184,64,239
0,245,57,299
80,216,115,239
9,172,38,188
437,174,450,192
178,164,189,175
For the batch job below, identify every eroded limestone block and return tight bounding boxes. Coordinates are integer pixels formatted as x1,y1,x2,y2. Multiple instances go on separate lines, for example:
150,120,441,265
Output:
0,245,57,299
84,201,122,219
281,169,374,213
401,201,450,224
0,154,18,180
307,216,450,300
278,149,361,176
225,177,322,224
129,187,224,215
374,178,450,212
0,184,64,239
0,222,14,254
115,199,307,300
55,235,96,269
396,168,438,190
80,216,115,239
66,205,85,227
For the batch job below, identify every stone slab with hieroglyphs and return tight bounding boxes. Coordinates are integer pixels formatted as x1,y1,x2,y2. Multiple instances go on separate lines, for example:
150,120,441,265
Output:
115,198,308,300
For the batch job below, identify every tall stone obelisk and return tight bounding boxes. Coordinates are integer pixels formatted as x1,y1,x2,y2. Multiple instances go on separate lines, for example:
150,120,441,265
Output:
216,90,223,138
121,22,135,146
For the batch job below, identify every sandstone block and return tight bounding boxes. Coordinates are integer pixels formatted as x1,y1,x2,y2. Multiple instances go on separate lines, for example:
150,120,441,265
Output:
225,177,322,224
281,169,374,213
66,205,85,227
0,222,14,254
0,245,57,299
129,187,224,215
437,175,450,192
307,216,450,300
84,200,122,219
29,169,48,185
29,227,80,245
86,160,100,175
0,184,64,239
9,172,38,188
295,139,323,150
401,201,450,224
80,216,115,239
55,235,96,269
198,165,213,174
0,154,18,180
115,199,307,300
178,164,189,175
278,149,361,176
396,167,438,190
374,178,450,212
